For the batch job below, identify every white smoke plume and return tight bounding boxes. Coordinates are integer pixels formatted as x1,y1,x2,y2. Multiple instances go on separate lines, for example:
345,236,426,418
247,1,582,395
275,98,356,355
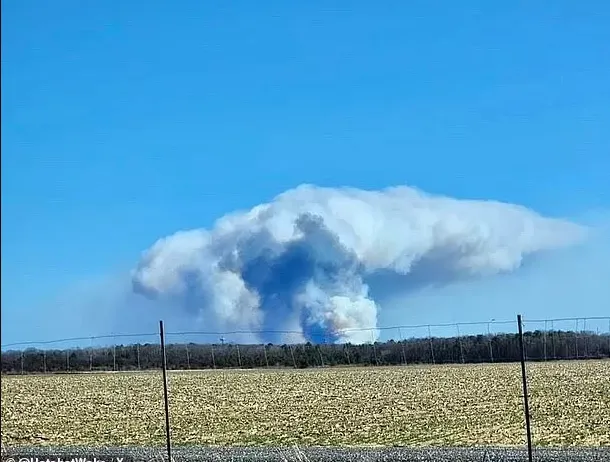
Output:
131,185,585,344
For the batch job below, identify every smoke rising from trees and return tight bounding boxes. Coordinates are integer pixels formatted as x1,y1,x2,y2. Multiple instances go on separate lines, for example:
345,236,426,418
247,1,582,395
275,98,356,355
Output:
131,185,585,344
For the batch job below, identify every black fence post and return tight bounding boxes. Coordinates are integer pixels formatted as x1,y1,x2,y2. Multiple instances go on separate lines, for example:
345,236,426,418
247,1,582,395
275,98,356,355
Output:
517,314,533,462
159,320,172,462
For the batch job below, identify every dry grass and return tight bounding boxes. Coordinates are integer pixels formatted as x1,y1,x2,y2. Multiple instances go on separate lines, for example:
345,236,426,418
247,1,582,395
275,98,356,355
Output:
1,360,609,447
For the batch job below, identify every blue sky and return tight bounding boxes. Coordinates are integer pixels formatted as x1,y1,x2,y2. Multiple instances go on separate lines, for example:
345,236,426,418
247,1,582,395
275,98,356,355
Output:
2,1,609,345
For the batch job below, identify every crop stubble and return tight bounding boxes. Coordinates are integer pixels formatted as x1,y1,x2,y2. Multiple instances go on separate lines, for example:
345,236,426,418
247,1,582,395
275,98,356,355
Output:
2,360,608,447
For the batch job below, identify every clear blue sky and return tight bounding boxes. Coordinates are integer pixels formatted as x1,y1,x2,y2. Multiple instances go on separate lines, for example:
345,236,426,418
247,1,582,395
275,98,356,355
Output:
2,1,609,344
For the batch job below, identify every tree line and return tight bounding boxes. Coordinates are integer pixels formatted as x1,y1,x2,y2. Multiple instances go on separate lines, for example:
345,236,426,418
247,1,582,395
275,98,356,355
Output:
2,330,609,374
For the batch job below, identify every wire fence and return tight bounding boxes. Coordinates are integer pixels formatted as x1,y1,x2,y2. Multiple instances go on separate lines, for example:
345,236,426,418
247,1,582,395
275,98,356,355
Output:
1,315,609,455
2,316,609,373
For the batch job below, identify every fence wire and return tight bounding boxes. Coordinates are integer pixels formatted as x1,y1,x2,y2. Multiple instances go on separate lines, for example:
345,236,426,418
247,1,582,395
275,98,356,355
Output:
2,317,609,373
1,316,609,450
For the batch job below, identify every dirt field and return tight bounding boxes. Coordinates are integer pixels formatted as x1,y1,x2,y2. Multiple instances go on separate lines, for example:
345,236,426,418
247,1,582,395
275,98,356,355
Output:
2,360,609,447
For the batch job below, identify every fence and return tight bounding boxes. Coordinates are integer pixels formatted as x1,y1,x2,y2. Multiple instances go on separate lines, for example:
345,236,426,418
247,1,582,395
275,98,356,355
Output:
2,316,609,373
1,315,610,460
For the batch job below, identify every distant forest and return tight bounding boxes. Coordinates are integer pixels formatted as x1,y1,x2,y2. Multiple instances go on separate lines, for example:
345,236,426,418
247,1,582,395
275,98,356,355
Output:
2,330,609,374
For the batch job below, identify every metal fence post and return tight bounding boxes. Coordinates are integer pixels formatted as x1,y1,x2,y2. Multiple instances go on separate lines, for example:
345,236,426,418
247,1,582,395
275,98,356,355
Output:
371,330,379,366
344,343,351,366
289,344,297,368
398,327,407,365
428,325,436,364
487,322,494,363
318,344,325,367
517,314,533,462
236,344,242,368
543,320,548,361
263,344,269,368
583,318,588,358
550,320,556,359
456,324,465,364
159,320,172,462
575,319,579,359
89,338,94,371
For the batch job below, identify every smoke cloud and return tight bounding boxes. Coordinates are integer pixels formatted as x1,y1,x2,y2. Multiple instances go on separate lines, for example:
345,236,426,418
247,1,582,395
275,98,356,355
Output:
131,185,585,344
